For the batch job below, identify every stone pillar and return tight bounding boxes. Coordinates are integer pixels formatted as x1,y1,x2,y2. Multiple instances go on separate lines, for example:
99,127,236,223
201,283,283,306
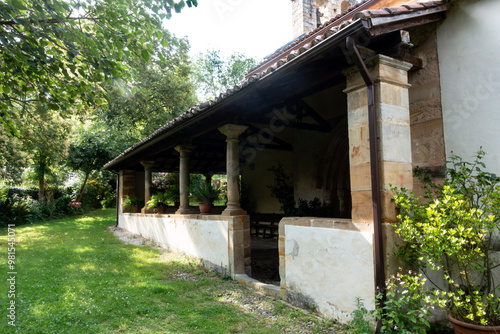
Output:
218,124,248,216
118,170,136,214
141,161,154,213
343,55,413,277
175,145,195,214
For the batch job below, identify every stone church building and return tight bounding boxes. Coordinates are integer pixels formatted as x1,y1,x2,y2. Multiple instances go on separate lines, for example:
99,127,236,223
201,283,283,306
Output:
105,0,500,322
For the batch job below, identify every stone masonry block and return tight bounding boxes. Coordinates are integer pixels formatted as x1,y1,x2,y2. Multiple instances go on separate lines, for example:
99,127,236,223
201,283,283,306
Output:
380,188,399,224
378,82,410,109
348,124,370,166
279,236,285,256
378,121,412,163
410,118,446,168
346,87,368,111
349,163,372,192
351,190,374,223
378,162,413,191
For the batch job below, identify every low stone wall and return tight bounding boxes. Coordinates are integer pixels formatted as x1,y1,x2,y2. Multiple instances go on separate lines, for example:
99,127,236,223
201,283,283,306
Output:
119,213,250,278
279,217,375,323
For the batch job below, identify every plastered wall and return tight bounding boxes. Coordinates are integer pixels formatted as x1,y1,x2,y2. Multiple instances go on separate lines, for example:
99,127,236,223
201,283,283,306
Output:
437,0,500,175
279,218,375,323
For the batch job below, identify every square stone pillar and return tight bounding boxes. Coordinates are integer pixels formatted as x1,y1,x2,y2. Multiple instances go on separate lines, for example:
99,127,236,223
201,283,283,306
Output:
343,55,413,276
119,170,136,214
227,215,251,277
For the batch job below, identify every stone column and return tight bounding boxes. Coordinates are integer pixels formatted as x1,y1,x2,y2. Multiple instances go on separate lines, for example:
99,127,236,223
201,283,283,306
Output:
343,55,413,277
141,161,154,214
118,170,136,214
175,145,195,214
218,124,248,216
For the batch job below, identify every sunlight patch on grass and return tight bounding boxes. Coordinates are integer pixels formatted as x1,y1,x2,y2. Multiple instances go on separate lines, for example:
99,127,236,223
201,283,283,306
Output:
0,209,340,333
73,246,94,253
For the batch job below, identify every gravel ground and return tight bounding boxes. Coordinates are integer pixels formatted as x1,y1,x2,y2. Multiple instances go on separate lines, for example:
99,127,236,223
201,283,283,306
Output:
109,226,348,333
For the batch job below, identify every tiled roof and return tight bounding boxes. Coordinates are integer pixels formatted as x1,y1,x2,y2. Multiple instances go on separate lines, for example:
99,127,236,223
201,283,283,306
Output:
104,0,447,170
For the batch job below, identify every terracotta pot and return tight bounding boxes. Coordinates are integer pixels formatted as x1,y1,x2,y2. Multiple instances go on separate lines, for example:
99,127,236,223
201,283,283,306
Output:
198,202,213,215
132,205,141,213
157,206,166,214
448,314,500,334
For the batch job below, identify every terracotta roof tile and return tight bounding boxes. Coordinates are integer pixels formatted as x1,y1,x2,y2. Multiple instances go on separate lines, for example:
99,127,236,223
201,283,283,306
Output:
104,0,448,169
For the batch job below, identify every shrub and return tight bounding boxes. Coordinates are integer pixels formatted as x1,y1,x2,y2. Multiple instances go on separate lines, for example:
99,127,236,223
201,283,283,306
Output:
392,149,500,326
345,298,374,334
374,271,431,333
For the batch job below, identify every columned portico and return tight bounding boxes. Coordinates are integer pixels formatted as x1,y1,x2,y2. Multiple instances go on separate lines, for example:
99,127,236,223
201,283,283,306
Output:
218,124,248,216
141,161,154,213
175,145,195,214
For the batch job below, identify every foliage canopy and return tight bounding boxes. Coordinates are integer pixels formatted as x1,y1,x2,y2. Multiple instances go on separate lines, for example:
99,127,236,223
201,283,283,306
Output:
0,0,197,135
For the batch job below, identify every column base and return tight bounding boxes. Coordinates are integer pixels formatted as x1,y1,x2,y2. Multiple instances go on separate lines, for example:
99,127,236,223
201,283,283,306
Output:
141,207,155,214
221,208,247,216
175,207,197,215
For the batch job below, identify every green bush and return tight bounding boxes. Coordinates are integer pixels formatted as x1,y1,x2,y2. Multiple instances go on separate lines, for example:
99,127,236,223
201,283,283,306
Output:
0,185,88,227
374,272,430,333
345,298,374,334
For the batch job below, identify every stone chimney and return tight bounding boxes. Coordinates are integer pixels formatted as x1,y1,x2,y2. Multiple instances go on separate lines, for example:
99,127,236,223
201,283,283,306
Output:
291,0,358,38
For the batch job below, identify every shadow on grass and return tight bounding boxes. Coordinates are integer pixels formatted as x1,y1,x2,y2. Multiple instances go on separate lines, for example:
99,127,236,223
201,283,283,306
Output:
2,209,319,334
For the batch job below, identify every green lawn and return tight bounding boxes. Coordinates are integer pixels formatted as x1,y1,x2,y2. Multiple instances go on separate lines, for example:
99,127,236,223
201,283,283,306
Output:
0,209,340,333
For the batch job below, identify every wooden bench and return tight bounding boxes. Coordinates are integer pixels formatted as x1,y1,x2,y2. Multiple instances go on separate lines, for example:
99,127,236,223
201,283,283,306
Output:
250,213,284,239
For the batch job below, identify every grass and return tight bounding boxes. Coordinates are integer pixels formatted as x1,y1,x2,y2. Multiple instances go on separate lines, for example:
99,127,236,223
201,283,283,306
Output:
0,209,340,333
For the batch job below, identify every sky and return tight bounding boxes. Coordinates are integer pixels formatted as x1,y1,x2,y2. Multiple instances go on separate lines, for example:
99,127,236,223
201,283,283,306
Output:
164,0,294,61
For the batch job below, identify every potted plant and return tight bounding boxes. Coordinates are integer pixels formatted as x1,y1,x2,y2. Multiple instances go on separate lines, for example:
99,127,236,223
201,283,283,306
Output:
123,195,143,213
146,192,170,214
392,150,500,332
165,184,180,207
190,180,220,214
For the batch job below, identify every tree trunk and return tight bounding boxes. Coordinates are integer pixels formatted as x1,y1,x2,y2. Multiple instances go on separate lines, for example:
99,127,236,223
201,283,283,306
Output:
38,178,45,201
77,172,90,203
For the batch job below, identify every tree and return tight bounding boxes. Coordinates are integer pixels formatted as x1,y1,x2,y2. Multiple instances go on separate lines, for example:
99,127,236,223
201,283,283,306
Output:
66,128,114,202
0,0,198,136
95,32,196,144
193,50,257,101
2,102,72,198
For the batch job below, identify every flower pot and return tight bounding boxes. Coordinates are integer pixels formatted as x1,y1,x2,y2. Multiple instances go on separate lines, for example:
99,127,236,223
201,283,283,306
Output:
132,205,141,213
157,206,166,214
198,202,213,215
448,314,500,334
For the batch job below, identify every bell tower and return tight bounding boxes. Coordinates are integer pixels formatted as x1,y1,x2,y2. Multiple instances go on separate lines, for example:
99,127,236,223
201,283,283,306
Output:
291,0,358,38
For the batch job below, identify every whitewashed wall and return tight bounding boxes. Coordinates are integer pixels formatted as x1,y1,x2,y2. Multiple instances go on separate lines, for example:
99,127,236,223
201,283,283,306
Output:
119,214,230,271
280,219,375,323
437,0,500,174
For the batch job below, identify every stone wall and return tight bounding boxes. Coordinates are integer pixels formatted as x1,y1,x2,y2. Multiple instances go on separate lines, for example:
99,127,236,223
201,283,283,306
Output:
408,24,446,196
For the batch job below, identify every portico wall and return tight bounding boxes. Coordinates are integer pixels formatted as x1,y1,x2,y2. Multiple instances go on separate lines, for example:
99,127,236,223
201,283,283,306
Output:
117,213,250,278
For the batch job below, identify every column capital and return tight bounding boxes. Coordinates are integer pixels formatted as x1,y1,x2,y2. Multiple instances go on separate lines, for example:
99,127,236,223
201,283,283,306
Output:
119,169,136,176
343,55,412,94
218,124,248,140
140,161,155,170
174,145,195,157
